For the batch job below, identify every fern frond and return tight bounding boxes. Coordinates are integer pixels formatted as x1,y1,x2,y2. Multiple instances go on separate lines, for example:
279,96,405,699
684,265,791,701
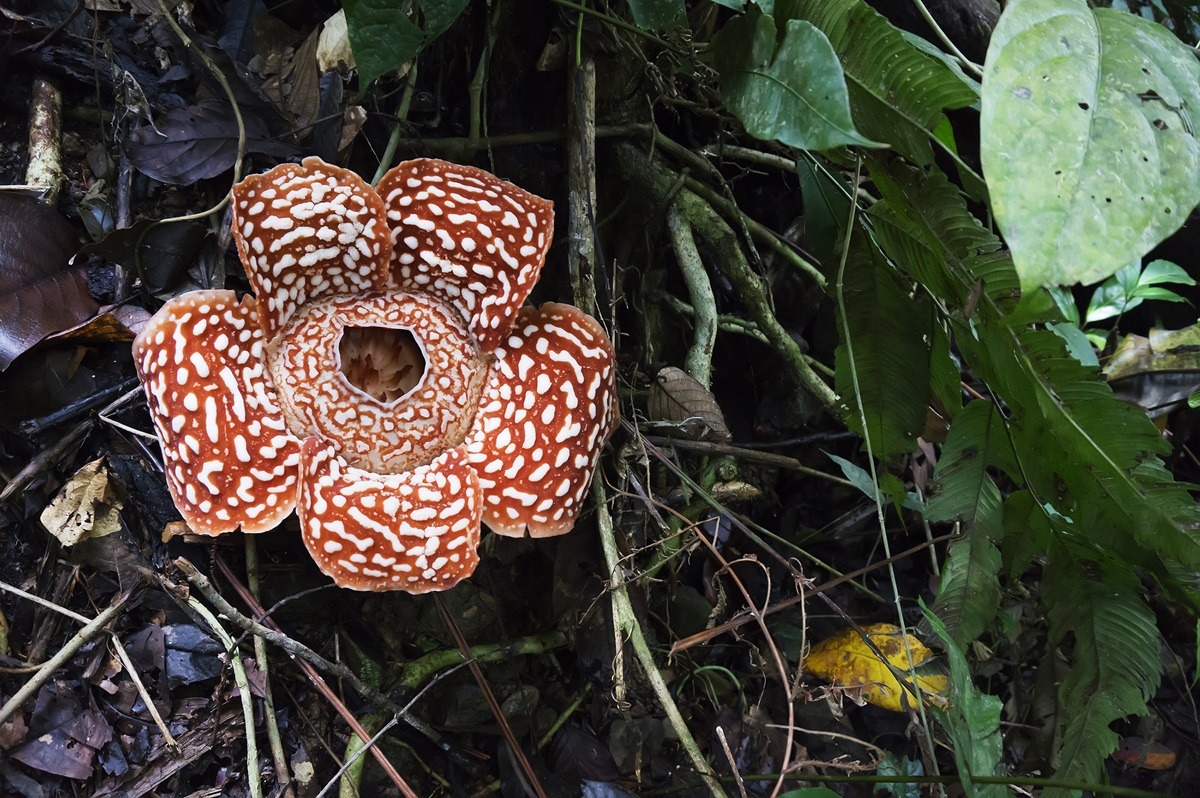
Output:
1042,549,1162,796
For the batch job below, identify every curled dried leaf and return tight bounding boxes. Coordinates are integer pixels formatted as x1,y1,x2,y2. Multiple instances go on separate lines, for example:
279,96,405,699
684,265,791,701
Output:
647,366,731,442
39,458,124,546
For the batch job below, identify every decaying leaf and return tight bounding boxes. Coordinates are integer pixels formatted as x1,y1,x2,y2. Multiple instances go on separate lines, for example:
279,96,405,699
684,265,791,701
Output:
126,100,295,185
317,9,356,72
257,27,321,135
48,305,152,345
1104,326,1200,416
0,193,95,371
75,218,207,294
647,366,731,442
40,458,124,546
804,623,948,712
1112,736,1177,771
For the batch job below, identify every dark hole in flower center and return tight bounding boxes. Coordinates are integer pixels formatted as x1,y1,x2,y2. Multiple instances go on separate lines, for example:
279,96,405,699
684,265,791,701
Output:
338,326,426,403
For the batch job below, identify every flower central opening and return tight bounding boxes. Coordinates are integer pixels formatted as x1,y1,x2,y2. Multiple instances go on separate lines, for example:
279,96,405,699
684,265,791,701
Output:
338,326,426,403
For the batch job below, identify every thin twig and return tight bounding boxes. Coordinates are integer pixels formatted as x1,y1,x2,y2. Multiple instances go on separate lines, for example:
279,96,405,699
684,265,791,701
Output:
0,580,177,746
244,538,292,797
594,481,724,796
433,594,548,798
0,593,131,726
187,596,262,798
197,558,426,798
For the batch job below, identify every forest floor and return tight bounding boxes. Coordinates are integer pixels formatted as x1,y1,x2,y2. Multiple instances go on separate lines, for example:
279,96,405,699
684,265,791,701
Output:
0,2,1196,797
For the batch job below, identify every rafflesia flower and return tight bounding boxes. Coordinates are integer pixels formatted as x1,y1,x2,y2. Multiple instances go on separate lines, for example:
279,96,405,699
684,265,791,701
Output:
133,158,617,592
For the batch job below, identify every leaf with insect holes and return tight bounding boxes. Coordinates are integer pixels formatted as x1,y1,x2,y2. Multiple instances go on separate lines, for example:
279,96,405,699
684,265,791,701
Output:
0,194,94,371
40,458,124,546
981,0,1200,291
647,366,731,442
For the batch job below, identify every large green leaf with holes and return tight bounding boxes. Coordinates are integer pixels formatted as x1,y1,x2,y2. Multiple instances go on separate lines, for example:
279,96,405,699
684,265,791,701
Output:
981,0,1200,292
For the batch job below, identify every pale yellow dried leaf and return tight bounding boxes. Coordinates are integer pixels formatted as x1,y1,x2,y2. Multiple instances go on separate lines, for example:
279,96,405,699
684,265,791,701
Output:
39,457,123,546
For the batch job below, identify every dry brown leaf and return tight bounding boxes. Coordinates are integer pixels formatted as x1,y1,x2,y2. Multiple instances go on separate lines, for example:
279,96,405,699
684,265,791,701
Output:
804,623,949,712
39,458,124,546
647,366,731,442
0,193,94,370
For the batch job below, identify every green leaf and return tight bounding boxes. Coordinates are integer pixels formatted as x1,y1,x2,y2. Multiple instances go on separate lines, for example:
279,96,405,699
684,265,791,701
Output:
926,401,1010,647
711,13,877,150
834,240,932,460
420,0,471,39
1085,259,1194,324
343,0,424,87
342,0,468,86
980,0,1200,292
1048,322,1099,368
925,607,1006,798
626,0,684,31
826,453,922,511
875,753,923,798
866,158,1200,597
1042,549,1162,796
779,0,979,168
780,790,840,798
868,160,1019,312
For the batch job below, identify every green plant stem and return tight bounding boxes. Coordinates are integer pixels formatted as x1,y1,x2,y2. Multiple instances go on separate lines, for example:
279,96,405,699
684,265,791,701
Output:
646,772,1165,797
909,0,984,78
244,538,291,797
593,480,724,797
666,205,717,387
835,158,939,773
371,64,420,186
187,596,262,798
395,631,567,689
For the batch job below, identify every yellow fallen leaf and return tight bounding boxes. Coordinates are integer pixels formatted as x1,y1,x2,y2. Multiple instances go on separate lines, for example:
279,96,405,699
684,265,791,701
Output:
804,623,949,712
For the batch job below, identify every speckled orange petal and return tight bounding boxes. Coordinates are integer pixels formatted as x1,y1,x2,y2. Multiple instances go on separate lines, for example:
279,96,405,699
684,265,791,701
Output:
377,159,554,351
298,438,482,592
133,290,302,535
231,157,394,341
464,303,617,537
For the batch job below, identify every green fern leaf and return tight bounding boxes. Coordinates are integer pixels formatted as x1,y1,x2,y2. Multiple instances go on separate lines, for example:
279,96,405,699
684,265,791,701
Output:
779,0,979,169
834,239,931,460
925,608,1006,798
1042,549,1162,796
926,402,1013,646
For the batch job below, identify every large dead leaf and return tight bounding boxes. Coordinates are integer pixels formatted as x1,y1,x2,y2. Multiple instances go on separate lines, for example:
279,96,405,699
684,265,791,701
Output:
259,27,321,134
40,458,124,546
126,99,295,184
647,366,731,442
804,623,948,712
0,193,95,370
